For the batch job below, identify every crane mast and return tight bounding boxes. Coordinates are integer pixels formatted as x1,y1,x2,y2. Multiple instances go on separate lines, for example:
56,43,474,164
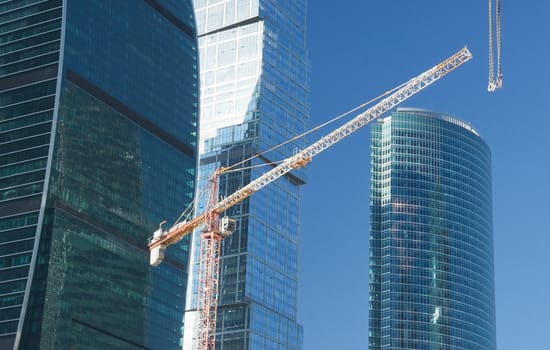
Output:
149,46,473,350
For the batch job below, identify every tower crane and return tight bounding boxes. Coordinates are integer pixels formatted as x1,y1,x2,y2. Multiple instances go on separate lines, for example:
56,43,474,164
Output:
488,0,503,91
149,46,473,350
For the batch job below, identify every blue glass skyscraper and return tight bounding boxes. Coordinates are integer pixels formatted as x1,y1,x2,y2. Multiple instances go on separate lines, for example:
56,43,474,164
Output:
183,1,309,349
369,108,496,349
0,1,198,349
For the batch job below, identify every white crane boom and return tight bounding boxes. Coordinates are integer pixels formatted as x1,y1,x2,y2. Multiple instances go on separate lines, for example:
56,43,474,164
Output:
148,46,472,260
214,47,473,213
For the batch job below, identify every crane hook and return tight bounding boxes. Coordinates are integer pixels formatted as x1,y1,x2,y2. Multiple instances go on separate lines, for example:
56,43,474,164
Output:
488,0,502,92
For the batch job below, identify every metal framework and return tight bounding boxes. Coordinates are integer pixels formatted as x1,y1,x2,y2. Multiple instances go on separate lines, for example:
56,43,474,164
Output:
148,46,473,350
213,47,472,213
197,232,221,350
197,171,222,350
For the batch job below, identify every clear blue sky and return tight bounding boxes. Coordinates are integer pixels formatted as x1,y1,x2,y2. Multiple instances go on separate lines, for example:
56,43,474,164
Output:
298,1,550,349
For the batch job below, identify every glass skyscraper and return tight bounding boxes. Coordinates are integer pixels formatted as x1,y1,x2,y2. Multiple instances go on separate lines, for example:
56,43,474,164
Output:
0,1,198,349
183,1,309,349
369,108,496,349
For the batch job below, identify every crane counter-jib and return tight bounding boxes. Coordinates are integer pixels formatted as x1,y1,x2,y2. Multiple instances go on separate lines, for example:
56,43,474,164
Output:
148,46,473,265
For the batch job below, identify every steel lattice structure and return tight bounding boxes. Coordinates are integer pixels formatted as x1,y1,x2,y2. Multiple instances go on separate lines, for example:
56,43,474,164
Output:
149,46,473,350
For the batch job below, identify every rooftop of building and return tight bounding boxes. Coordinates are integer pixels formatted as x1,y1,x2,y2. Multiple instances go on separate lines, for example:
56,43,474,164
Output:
379,107,481,137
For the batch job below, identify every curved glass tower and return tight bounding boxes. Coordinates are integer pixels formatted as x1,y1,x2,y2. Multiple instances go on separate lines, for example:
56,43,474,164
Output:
0,1,198,349
183,0,309,349
369,108,496,349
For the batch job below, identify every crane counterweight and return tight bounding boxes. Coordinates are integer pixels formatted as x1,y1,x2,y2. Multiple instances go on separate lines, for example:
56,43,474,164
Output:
149,222,168,266
150,243,166,266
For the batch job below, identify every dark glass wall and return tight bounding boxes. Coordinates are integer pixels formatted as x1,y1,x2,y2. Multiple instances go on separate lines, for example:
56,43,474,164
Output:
1,0,200,349
369,108,496,350
0,0,62,348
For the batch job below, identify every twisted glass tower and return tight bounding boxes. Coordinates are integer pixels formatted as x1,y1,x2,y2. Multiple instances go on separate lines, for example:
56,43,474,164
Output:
369,108,496,349
183,1,309,349
0,1,198,349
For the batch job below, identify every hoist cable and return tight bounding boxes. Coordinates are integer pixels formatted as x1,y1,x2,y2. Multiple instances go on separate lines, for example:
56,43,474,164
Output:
223,80,408,173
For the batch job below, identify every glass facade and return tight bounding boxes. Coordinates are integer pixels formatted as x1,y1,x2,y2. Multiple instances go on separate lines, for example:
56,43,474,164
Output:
369,108,496,349
183,1,309,349
1,0,198,349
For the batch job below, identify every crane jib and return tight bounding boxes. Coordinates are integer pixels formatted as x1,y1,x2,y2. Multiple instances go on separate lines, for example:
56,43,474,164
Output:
149,46,472,255
213,47,472,214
